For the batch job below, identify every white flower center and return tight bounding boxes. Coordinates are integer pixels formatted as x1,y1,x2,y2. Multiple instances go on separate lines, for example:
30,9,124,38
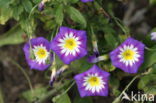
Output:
33,44,49,64
118,44,140,66
58,32,81,56
83,73,105,93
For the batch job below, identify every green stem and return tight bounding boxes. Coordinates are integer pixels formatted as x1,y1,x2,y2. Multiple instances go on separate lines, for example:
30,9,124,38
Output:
10,59,33,94
112,16,130,35
50,25,60,41
119,75,140,98
145,47,156,51
112,75,140,103
62,81,75,96
112,69,152,103
94,1,111,18
27,4,38,52
28,4,38,20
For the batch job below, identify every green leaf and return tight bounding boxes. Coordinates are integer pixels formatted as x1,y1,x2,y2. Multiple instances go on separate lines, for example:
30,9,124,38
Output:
109,76,120,96
22,87,48,102
20,17,36,35
66,6,87,27
109,76,120,89
32,0,41,4
149,0,156,5
55,4,64,26
0,0,11,7
104,34,117,49
53,93,71,103
139,49,156,72
68,0,79,3
12,5,24,20
0,25,25,47
151,27,156,32
138,74,156,94
151,64,156,74
0,7,13,25
22,0,33,13
70,58,92,73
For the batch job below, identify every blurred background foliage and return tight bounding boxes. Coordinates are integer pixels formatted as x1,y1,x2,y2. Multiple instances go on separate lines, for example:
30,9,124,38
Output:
0,0,156,103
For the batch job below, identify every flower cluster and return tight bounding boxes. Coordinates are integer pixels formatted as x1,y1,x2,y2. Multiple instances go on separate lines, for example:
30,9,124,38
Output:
23,27,87,70
23,25,145,97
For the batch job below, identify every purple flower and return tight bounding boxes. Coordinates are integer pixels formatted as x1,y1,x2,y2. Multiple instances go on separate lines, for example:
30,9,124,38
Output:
38,2,45,11
50,26,87,64
81,0,94,3
23,37,53,71
150,32,156,40
74,65,110,97
88,55,98,63
110,37,145,73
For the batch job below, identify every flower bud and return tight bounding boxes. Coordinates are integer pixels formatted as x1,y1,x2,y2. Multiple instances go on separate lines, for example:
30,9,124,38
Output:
38,2,45,11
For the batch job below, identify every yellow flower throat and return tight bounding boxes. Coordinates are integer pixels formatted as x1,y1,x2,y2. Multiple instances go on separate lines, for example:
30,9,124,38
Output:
36,48,47,59
88,77,100,86
122,49,135,60
64,38,77,50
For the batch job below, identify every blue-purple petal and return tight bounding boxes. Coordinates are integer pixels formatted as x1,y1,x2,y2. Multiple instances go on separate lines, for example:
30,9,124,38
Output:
74,65,110,97
110,37,145,73
23,37,52,71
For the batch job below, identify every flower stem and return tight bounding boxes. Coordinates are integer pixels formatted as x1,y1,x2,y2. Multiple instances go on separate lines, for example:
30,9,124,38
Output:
112,75,140,103
50,25,60,40
145,46,156,51
94,1,111,19
112,69,151,103
28,4,38,20
62,81,75,96
10,59,34,94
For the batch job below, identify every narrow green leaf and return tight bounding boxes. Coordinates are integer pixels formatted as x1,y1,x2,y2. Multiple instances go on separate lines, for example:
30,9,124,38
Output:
12,5,24,20
55,4,64,26
66,6,87,27
138,74,156,95
140,49,156,71
104,34,117,49
22,0,33,13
